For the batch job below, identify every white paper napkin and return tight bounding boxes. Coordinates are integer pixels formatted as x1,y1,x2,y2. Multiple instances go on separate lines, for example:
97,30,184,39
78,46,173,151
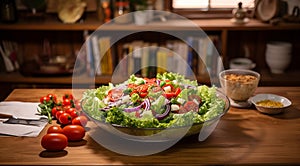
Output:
0,119,48,137
0,101,47,120
0,101,48,137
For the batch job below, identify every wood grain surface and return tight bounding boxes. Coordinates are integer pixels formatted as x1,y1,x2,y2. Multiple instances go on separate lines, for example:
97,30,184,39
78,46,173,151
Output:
0,87,299,165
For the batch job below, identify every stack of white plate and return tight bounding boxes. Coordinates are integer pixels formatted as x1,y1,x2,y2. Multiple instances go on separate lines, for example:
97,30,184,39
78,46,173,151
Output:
265,41,292,74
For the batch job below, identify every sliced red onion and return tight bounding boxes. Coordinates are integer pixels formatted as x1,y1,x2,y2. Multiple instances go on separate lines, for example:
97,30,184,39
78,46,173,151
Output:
100,107,111,112
144,98,151,111
123,104,142,113
123,98,151,113
156,79,160,86
155,104,171,120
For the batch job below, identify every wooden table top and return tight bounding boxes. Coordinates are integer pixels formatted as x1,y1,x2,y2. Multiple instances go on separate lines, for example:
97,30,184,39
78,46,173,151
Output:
0,87,300,165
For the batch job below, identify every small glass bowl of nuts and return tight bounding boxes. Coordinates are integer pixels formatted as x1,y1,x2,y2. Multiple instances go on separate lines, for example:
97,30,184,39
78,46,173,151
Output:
219,69,260,108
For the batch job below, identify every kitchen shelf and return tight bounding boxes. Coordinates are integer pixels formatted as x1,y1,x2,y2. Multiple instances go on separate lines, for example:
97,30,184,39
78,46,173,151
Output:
0,72,111,85
2,69,300,87
0,72,212,86
0,17,300,88
1,17,300,31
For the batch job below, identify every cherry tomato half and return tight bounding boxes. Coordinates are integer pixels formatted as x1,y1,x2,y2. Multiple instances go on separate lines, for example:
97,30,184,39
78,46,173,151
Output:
63,125,85,141
47,125,64,134
41,133,68,151
72,116,88,127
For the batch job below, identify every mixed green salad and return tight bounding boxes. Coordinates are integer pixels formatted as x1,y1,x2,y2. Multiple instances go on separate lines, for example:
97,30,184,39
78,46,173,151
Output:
82,72,226,129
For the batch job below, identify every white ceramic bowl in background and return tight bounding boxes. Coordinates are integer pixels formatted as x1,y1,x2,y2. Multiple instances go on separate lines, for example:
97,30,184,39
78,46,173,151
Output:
265,41,292,74
266,41,292,51
250,94,292,114
266,49,292,57
266,52,292,60
266,58,291,74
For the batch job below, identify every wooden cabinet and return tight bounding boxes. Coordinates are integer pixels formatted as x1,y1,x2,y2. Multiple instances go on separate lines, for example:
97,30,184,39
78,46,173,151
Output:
0,16,300,99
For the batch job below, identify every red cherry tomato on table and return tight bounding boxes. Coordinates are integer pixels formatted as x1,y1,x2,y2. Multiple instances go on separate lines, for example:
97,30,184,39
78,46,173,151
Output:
63,93,74,100
63,125,85,141
40,96,50,103
72,116,88,127
46,94,57,103
58,112,72,125
62,98,71,106
55,110,64,120
47,125,64,134
51,106,61,117
66,108,78,119
41,133,68,151
62,105,71,111
65,107,76,114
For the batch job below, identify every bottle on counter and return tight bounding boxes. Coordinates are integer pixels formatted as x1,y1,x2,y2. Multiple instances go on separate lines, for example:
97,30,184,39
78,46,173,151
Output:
114,0,132,24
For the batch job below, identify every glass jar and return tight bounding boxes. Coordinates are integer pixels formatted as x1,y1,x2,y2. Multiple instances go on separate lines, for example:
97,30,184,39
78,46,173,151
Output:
114,0,132,24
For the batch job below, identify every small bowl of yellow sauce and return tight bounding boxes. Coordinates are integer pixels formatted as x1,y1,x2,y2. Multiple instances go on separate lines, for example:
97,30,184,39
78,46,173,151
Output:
250,94,292,114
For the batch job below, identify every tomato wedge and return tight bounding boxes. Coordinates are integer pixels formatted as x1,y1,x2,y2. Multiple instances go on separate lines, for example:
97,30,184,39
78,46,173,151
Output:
175,87,181,97
162,84,181,99
139,92,148,98
107,89,123,102
144,78,156,83
139,84,149,93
